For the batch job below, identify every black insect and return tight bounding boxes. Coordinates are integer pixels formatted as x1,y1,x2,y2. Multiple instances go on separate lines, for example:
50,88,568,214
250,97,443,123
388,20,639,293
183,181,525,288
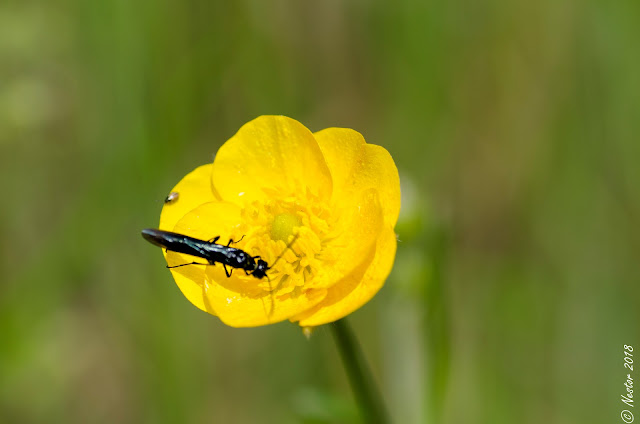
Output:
142,228,300,280
141,228,273,278
164,192,179,204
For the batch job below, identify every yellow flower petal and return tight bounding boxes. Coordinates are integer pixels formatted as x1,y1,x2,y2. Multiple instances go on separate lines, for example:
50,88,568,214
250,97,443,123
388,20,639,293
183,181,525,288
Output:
164,201,244,314
314,128,401,227
164,250,209,313
310,188,384,289
202,275,327,327
159,164,217,232
294,225,397,327
158,164,216,312
312,127,366,197
211,116,333,204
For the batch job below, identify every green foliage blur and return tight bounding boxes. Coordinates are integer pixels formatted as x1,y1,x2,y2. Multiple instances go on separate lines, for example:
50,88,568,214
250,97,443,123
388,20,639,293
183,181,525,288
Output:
1,1,638,423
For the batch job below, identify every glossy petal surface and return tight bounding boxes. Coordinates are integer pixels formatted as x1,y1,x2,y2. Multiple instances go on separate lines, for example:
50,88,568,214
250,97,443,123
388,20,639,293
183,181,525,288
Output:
159,164,216,312
295,226,397,326
164,201,243,314
314,128,401,226
159,164,216,232
211,116,332,204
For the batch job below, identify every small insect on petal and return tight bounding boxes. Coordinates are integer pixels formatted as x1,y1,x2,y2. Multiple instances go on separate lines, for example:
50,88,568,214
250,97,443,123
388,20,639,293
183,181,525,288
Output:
164,192,179,204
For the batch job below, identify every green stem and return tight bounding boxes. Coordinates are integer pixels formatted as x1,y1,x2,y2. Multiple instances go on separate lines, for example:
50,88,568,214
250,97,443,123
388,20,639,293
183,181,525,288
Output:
330,319,389,424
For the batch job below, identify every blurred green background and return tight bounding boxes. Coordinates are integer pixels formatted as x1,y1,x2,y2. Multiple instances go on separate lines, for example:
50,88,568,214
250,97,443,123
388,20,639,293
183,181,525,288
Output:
1,1,639,423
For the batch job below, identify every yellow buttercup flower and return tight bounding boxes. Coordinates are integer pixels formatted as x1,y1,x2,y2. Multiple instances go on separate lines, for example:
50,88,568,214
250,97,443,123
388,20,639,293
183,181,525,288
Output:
157,116,400,328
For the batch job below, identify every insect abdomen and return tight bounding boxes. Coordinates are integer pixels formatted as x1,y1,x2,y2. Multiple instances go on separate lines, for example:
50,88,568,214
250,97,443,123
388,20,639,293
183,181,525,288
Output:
142,229,210,261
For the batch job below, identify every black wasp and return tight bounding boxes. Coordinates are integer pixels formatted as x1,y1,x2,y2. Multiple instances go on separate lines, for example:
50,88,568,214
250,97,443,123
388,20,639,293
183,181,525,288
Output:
142,229,270,278
141,228,297,280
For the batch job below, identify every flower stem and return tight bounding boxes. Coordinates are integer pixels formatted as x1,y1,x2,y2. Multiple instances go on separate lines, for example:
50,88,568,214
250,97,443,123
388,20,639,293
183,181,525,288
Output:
330,319,389,424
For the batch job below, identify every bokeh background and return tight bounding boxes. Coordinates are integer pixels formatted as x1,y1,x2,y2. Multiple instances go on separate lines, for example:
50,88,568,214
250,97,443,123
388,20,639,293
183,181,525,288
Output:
1,1,639,423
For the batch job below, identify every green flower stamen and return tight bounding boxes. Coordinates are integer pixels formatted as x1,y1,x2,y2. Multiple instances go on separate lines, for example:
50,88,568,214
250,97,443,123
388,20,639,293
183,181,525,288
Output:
270,213,302,242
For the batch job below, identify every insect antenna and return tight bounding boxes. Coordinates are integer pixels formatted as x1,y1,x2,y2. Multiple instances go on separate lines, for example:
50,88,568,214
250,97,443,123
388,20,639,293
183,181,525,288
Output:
263,233,300,320
270,233,300,270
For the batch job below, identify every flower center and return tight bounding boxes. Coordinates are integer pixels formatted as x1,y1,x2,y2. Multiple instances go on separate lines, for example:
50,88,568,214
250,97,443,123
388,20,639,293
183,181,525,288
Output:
236,191,336,295
270,213,302,242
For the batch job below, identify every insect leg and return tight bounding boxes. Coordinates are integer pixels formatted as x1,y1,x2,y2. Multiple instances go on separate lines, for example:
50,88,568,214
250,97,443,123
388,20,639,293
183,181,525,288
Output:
226,234,246,246
223,264,232,278
207,236,220,243
167,262,208,269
